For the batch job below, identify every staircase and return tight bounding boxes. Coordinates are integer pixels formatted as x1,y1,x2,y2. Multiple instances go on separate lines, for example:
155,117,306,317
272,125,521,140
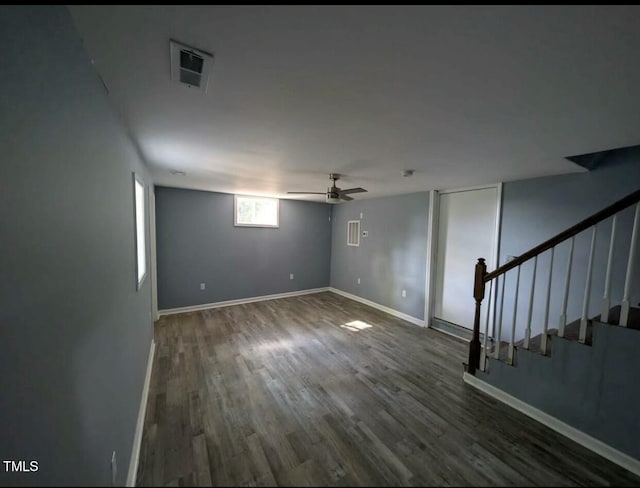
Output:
487,303,640,364
463,188,640,474
489,304,640,361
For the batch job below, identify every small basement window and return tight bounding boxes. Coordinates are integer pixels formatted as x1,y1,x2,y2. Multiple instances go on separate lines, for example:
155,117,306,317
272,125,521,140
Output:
347,220,360,246
234,195,279,228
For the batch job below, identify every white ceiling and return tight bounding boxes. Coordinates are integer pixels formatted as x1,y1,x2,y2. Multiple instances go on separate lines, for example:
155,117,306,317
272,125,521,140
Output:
69,5,640,202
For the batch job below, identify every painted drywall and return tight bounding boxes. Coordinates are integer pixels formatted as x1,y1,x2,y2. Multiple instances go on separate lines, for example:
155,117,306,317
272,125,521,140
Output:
330,192,429,320
0,6,153,486
155,187,332,309
479,322,640,460
495,148,640,341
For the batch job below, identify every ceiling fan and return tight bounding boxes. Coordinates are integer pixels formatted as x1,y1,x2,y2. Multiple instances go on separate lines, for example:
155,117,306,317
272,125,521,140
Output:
287,173,367,203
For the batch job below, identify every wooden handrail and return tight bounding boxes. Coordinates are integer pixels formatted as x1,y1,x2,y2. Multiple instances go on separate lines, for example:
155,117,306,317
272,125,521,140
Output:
484,188,640,282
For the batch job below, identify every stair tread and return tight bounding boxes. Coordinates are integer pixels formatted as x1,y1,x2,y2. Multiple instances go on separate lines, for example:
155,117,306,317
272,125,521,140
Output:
592,304,640,330
561,317,593,344
491,306,640,365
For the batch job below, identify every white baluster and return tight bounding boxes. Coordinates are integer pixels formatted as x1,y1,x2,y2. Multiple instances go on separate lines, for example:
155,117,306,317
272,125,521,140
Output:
525,256,537,349
541,247,554,355
481,280,493,372
558,237,574,337
621,202,640,327
508,265,521,364
494,275,506,360
579,226,597,343
601,215,617,323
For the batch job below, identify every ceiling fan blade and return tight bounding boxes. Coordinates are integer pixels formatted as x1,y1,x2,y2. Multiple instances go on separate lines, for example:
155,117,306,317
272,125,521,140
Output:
339,187,367,195
340,194,354,201
287,191,326,194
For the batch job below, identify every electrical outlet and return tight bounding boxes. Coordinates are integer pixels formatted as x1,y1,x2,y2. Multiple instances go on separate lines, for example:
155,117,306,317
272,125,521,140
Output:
401,289,407,298
111,450,117,486
200,283,206,290
290,273,294,280
357,278,361,285
360,212,363,219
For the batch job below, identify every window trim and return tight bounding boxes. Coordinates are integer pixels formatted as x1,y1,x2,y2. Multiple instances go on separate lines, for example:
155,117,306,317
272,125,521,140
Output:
133,173,147,290
347,220,361,247
234,194,280,228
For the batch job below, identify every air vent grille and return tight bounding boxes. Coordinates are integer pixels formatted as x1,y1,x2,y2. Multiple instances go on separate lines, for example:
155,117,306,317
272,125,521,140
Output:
180,68,201,87
180,50,204,73
347,220,360,247
179,50,204,87
170,40,213,92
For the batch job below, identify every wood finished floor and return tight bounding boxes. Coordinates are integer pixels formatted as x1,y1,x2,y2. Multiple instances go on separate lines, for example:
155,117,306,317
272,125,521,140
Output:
136,292,640,486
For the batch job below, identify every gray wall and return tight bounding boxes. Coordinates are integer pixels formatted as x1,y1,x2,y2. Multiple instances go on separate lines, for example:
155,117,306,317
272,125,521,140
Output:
479,322,640,460
330,192,429,320
497,149,640,341
155,187,332,309
0,6,153,486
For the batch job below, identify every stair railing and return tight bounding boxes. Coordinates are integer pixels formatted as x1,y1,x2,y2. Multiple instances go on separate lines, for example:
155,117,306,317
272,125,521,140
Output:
467,188,640,375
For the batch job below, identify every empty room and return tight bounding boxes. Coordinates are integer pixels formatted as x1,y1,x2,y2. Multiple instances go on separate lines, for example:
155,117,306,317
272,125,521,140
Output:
3,4,640,487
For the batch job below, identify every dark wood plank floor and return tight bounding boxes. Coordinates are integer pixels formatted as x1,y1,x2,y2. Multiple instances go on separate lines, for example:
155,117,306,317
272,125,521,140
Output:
136,291,640,486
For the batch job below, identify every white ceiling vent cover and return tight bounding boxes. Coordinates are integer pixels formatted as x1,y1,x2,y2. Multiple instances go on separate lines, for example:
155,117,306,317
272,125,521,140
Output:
170,39,214,92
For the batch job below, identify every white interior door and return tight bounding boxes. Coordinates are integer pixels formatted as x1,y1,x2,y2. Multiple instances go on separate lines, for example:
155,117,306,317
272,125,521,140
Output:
434,186,499,329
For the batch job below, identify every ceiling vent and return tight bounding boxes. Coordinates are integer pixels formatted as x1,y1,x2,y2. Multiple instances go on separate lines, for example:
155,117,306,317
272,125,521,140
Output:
170,39,214,92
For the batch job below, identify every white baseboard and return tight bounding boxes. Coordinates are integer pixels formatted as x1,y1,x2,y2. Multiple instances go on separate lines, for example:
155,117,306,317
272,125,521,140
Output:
463,372,640,477
328,287,425,327
158,287,330,316
126,339,156,487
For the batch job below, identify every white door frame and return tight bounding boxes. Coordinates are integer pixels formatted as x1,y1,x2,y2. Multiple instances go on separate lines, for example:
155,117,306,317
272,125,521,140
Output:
424,190,439,327
149,185,159,322
424,183,502,331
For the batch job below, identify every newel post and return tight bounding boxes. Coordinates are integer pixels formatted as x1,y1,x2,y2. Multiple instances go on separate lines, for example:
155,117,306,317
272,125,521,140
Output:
467,258,487,375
